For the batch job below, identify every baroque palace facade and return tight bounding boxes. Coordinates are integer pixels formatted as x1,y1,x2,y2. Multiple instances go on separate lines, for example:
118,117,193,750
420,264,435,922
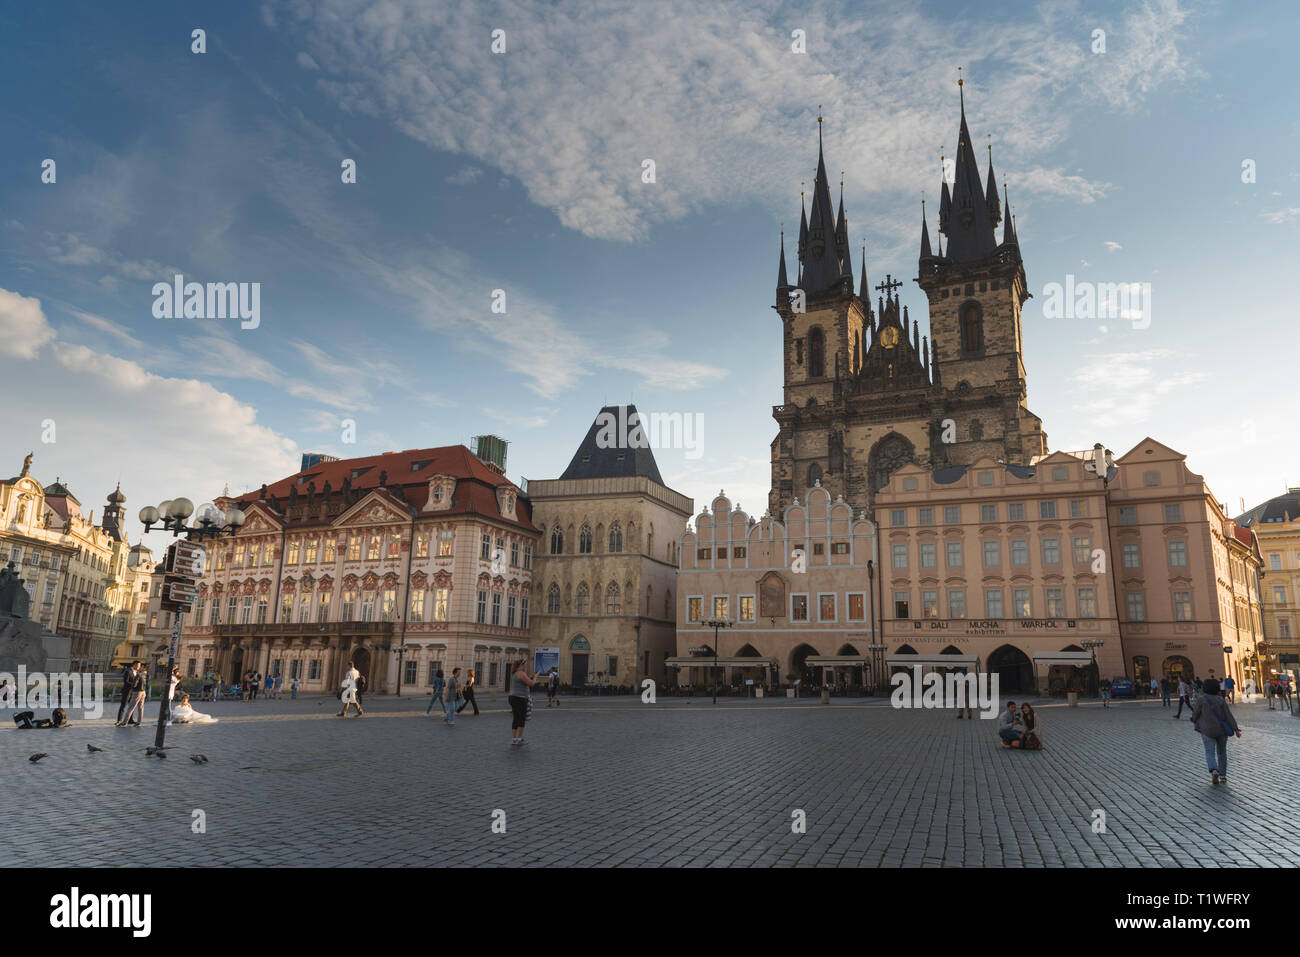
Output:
179,444,537,694
0,454,146,671
674,89,1265,694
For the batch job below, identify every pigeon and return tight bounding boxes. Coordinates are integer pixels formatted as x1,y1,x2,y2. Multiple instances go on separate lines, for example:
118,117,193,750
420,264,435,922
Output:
189,754,208,764
87,744,105,753
153,750,167,760
29,753,48,763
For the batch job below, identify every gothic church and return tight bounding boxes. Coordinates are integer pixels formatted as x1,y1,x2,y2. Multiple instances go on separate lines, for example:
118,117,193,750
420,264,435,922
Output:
769,85,1047,516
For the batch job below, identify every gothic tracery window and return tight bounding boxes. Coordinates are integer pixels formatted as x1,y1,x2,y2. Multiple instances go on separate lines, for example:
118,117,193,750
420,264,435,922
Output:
579,524,593,554
809,327,826,378
550,525,564,554
960,302,983,354
608,522,623,553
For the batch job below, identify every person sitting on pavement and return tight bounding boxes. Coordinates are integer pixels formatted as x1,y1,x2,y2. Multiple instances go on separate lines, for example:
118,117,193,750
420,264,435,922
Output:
1016,703,1042,750
997,700,1021,747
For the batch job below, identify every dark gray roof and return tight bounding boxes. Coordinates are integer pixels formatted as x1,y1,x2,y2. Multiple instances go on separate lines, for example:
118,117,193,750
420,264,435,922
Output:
932,465,968,485
560,406,665,484
1237,491,1300,527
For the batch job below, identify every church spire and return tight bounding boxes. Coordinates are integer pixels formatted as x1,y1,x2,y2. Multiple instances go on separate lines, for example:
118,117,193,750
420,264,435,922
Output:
942,70,998,263
775,231,790,307
802,108,849,294
835,176,852,285
1002,182,1019,249
919,200,934,260
985,139,1001,227
858,243,870,302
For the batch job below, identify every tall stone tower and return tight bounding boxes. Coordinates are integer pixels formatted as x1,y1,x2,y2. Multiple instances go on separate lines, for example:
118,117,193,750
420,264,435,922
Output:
769,92,1047,518
916,78,1046,469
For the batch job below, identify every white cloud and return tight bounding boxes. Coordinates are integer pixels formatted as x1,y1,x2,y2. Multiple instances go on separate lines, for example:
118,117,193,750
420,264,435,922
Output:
1261,208,1300,224
293,0,1189,243
296,51,319,70
1067,349,1212,428
65,308,143,350
0,288,300,551
0,288,56,359
446,165,482,185
1104,241,1123,252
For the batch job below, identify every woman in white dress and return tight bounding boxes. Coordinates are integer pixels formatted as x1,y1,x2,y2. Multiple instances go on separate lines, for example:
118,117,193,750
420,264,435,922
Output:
171,693,218,724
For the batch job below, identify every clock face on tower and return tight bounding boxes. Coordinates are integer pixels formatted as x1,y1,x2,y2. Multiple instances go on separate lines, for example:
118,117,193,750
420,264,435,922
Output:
880,326,899,349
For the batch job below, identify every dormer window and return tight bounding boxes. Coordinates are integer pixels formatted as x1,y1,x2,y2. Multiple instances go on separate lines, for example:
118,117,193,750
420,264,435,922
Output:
432,485,442,502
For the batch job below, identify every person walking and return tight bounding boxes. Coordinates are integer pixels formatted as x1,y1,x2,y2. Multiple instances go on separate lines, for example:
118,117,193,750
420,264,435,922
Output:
338,661,363,717
1160,676,1171,707
1149,676,1159,698
1222,674,1235,703
1174,678,1192,718
1192,678,1240,785
443,668,461,725
290,676,299,699
120,663,146,727
115,661,138,725
508,658,541,746
425,670,446,715
1099,677,1112,709
456,669,480,716
547,668,560,707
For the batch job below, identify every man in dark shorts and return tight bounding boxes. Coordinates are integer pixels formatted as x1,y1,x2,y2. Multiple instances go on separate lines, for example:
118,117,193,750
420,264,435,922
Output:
546,668,560,707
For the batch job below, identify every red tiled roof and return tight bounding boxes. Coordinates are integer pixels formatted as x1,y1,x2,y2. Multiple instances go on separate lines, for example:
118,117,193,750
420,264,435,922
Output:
1233,524,1254,547
235,445,536,533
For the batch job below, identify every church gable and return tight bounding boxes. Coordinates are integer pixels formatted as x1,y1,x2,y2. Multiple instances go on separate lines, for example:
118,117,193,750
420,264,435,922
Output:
336,491,410,528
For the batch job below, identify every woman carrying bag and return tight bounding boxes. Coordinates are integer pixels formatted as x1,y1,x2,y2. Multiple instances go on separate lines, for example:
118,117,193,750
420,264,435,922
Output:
1191,678,1240,785
508,658,540,747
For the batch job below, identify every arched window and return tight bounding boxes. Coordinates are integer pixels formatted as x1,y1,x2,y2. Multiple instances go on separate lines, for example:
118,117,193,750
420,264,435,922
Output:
647,525,654,558
576,583,590,615
970,419,983,440
546,584,560,614
809,327,825,378
960,302,983,354
605,581,621,614
808,463,822,487
550,525,564,554
665,589,672,619
608,522,623,553
579,525,593,554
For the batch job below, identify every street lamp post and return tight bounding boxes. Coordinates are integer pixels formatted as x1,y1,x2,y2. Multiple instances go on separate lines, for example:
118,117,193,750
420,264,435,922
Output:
139,497,245,749
700,617,731,705
867,559,880,693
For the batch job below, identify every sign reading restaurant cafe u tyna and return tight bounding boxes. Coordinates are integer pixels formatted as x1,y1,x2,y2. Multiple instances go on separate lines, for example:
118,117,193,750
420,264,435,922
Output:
912,618,1078,637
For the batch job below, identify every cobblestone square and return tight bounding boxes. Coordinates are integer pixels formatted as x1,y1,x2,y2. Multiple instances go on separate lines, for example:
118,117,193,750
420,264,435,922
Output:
3,692,1298,868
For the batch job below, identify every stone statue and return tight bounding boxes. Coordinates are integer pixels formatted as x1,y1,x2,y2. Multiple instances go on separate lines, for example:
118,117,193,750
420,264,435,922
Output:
259,483,268,500
307,481,316,503
378,469,388,488
342,476,352,499
20,452,32,478
288,485,298,506
322,480,332,499
0,562,29,619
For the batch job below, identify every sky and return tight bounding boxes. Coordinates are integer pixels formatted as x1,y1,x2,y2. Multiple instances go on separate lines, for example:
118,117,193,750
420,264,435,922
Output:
1,0,1297,555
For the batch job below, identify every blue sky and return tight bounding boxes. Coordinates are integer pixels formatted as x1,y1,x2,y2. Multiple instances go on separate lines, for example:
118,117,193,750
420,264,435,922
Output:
1,0,1297,552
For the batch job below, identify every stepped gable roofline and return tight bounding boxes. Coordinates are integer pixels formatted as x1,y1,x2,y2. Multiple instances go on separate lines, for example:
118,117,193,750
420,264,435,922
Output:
236,445,535,533
559,405,665,485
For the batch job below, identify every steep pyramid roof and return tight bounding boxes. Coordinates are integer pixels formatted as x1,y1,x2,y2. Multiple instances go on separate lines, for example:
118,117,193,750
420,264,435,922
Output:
560,406,665,484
